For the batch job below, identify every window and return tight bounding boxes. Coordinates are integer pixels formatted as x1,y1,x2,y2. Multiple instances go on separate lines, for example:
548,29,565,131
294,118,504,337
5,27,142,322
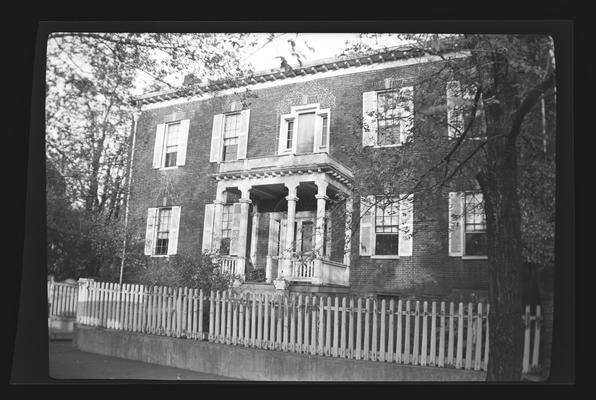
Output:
447,81,486,139
362,87,413,148
220,204,233,255
155,207,172,255
463,192,487,256
222,113,241,161
377,91,402,146
163,122,180,167
279,104,330,155
374,196,400,255
286,119,294,151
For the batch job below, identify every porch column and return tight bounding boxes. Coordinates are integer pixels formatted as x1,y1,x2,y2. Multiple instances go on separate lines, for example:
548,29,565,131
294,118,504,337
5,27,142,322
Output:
282,182,299,279
236,185,252,281
314,180,328,285
344,196,353,266
212,188,226,251
250,202,259,267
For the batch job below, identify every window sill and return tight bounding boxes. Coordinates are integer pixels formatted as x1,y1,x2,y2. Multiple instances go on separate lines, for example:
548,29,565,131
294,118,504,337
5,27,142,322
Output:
159,166,179,171
369,143,403,149
461,256,488,260
371,255,400,259
150,254,171,258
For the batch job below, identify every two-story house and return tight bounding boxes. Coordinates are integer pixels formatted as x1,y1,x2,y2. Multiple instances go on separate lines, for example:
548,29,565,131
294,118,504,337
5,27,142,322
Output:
127,45,489,301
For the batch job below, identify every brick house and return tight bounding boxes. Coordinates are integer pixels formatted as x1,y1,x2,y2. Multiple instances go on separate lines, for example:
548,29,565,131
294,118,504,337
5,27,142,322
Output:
127,45,489,301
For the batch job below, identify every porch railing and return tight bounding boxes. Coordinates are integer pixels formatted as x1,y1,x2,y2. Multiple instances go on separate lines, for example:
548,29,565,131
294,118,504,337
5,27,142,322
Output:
291,259,315,279
220,257,239,275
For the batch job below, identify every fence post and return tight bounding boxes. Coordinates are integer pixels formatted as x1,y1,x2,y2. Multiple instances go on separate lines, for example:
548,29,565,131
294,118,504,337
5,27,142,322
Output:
387,299,394,363
290,296,296,352
262,294,269,349
214,291,220,342
347,297,354,359
333,296,339,357
484,304,490,371
232,293,238,345
310,295,317,355
297,295,303,353
226,291,233,344
302,295,308,354
318,297,325,356
208,290,215,341
257,294,264,349
448,302,455,366
379,299,386,362
396,300,403,364
371,298,378,362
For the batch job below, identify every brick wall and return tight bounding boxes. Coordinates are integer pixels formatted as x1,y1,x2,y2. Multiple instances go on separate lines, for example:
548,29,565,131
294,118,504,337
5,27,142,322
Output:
129,57,488,300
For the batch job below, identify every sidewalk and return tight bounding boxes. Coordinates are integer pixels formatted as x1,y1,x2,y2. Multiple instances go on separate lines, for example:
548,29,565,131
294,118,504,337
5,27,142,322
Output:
49,340,242,381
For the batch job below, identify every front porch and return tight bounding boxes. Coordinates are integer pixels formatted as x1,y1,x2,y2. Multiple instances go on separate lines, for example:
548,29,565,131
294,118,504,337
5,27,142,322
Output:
201,154,354,288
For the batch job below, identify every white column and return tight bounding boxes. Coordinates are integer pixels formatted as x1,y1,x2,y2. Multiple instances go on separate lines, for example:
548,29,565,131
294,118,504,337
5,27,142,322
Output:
250,202,259,267
314,180,328,285
236,185,252,281
282,182,299,279
344,196,353,266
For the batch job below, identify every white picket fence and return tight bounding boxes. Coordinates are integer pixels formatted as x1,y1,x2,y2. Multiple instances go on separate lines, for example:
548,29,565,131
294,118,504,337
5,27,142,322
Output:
75,280,543,373
48,279,79,319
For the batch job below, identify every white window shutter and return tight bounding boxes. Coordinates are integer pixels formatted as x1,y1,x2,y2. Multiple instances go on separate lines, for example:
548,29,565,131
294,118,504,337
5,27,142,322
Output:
209,114,224,162
167,206,181,255
359,196,375,256
362,91,378,147
176,119,190,166
229,203,242,256
144,208,158,255
447,81,463,139
201,203,215,252
278,114,293,155
153,124,166,168
399,86,414,144
237,109,250,159
448,192,464,256
398,194,414,256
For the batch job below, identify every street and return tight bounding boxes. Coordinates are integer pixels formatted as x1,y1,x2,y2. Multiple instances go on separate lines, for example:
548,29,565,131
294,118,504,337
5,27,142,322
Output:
49,340,242,381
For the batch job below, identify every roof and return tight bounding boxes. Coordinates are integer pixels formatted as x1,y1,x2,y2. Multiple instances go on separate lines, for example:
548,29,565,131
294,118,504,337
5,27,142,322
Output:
135,42,462,106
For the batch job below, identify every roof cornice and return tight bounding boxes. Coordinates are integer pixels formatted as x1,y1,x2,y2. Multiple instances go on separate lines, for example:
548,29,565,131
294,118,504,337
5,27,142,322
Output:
136,42,463,106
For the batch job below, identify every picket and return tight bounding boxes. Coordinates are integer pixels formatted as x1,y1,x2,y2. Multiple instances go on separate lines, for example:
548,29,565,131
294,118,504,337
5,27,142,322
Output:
447,301,455,366
474,303,483,371
532,305,542,369
396,300,403,364
421,301,428,366
456,302,464,369
232,293,239,345
379,299,386,362
363,298,370,361
318,297,325,356
347,298,354,359
340,297,347,358
404,301,411,364
430,301,437,366
523,305,531,373
325,297,332,357
355,298,362,360
257,294,264,349
371,299,378,361
413,301,420,365
333,296,340,357
465,302,474,370
297,295,303,352
310,296,317,355
484,304,490,371
387,299,395,363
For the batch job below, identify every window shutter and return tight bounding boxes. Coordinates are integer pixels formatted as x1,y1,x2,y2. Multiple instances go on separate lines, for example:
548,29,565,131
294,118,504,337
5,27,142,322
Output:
167,206,181,255
448,192,464,256
399,86,414,144
313,109,330,153
176,119,190,166
278,114,293,155
144,208,158,255
447,81,463,139
210,114,224,162
359,196,375,256
362,91,378,147
229,203,242,256
398,194,414,256
153,124,166,168
201,203,215,252
237,109,250,159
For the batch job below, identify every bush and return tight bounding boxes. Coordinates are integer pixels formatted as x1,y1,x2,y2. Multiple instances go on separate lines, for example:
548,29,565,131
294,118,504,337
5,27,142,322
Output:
134,253,234,292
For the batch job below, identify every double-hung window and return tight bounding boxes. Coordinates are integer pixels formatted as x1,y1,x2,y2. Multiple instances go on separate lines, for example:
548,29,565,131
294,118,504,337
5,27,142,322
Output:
220,204,234,255
374,196,400,255
222,113,241,162
362,86,414,147
164,122,180,167
446,80,486,139
463,192,487,256
448,191,487,258
155,207,172,255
